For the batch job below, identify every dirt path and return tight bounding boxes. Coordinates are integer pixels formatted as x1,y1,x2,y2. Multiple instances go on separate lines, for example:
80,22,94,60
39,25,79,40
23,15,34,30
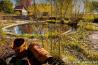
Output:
89,31,98,50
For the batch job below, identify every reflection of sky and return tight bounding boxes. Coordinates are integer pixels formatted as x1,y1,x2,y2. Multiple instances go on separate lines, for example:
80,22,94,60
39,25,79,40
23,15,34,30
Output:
14,26,22,34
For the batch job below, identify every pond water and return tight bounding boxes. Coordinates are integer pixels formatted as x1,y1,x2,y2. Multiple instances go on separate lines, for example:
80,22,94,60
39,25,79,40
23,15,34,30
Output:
6,23,69,35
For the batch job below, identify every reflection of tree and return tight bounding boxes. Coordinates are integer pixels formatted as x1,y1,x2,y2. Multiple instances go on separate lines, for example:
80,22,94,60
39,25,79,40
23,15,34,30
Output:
20,24,33,34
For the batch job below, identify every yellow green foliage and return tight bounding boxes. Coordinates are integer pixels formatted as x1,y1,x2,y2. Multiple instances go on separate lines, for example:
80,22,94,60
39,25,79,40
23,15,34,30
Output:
14,11,21,15
85,23,98,31
83,13,94,20
27,4,53,16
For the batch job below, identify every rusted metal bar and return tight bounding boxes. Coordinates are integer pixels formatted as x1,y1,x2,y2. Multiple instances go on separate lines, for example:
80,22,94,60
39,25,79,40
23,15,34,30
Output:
12,38,53,64
12,38,25,49
28,43,53,64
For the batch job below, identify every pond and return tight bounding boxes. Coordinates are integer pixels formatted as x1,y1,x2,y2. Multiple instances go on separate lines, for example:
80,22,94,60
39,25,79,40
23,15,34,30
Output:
5,23,70,36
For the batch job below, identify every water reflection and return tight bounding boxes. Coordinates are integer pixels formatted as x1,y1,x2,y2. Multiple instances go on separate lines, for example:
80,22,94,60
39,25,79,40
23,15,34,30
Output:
14,26,22,34
7,23,69,35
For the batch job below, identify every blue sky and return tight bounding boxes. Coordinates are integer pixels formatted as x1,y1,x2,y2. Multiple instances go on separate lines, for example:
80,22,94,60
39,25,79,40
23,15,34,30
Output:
0,0,97,5
10,0,47,5
10,0,16,4
9,0,98,5
5,0,98,12
73,0,86,13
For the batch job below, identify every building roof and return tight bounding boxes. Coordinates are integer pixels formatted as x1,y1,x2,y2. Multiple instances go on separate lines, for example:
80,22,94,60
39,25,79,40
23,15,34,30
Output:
14,5,24,10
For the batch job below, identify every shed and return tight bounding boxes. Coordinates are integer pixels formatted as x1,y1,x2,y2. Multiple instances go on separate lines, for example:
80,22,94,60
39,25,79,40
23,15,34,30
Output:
14,5,28,16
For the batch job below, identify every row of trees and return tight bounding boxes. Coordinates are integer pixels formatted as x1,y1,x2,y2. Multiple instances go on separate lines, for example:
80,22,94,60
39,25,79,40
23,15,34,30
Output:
0,0,98,15
0,0,13,13
92,1,98,12
0,0,32,13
